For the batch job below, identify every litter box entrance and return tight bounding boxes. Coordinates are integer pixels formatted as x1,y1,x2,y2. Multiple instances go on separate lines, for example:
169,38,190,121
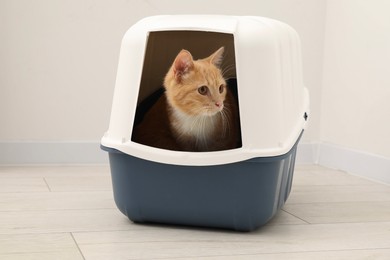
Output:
131,31,242,152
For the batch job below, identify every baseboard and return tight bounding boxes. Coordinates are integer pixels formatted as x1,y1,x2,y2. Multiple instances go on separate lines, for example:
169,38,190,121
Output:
1,141,312,165
0,141,108,165
295,142,320,164
317,143,390,185
1,141,389,185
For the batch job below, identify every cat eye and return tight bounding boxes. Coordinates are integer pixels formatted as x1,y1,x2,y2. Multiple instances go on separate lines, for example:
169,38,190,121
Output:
219,84,225,94
198,85,208,95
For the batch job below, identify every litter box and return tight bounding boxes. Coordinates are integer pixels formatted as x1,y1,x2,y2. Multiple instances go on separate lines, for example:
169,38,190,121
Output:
101,15,309,231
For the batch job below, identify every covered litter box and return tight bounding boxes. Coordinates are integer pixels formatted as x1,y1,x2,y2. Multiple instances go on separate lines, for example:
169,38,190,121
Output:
101,15,310,231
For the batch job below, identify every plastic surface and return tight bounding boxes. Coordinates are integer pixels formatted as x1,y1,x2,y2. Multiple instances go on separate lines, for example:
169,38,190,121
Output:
102,132,300,232
101,15,310,166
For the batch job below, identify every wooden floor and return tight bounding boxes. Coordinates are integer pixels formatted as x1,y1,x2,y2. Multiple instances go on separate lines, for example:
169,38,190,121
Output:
0,164,389,259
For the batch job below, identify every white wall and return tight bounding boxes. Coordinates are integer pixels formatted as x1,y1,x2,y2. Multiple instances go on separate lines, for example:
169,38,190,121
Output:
2,0,389,177
321,0,390,158
0,0,325,143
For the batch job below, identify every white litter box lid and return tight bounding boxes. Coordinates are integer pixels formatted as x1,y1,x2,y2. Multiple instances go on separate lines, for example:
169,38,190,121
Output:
101,15,310,166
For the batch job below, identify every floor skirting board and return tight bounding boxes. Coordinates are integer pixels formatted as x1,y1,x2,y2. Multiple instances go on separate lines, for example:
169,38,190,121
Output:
0,142,108,165
0,141,389,184
317,142,390,185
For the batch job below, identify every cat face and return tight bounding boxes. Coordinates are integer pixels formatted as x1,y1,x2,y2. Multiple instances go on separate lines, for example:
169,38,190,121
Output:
164,47,227,117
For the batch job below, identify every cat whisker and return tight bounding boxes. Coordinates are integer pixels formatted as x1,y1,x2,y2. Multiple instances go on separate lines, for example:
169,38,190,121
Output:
219,111,226,138
221,64,236,78
222,63,235,72
220,107,233,138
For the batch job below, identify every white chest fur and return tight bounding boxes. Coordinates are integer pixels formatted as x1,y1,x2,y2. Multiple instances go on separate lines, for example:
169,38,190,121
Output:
171,109,219,148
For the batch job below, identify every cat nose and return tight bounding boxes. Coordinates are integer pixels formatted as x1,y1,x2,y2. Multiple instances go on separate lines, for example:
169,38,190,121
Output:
215,102,222,107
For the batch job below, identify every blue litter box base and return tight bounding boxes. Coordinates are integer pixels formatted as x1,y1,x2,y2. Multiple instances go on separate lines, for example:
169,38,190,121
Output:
102,135,300,232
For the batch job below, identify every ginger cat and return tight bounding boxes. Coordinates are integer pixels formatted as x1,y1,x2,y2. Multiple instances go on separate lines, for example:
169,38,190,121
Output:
132,47,241,152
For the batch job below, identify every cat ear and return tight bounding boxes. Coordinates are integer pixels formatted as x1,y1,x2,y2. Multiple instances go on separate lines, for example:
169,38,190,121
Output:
173,50,194,81
208,47,224,67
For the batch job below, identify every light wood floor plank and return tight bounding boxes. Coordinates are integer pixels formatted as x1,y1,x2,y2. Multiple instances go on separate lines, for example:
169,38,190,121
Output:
0,178,49,193
166,249,390,260
284,201,390,224
288,184,390,204
0,251,84,260
293,168,378,186
73,222,390,259
44,176,112,192
0,209,132,235
0,233,83,259
1,164,390,259
0,191,115,211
